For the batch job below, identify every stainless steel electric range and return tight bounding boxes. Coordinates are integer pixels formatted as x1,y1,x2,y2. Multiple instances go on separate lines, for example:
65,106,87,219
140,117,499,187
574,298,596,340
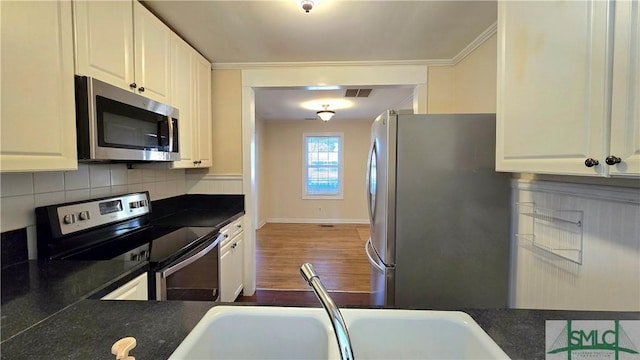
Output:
35,192,221,301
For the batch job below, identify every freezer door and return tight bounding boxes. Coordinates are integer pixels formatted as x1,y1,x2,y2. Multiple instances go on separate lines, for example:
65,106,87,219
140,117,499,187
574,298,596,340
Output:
365,238,395,306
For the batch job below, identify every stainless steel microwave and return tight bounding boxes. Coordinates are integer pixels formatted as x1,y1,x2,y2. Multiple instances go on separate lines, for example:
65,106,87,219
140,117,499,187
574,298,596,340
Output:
75,76,179,162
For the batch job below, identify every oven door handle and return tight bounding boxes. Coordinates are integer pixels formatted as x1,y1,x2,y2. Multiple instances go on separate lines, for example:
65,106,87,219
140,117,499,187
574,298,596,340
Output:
159,233,222,278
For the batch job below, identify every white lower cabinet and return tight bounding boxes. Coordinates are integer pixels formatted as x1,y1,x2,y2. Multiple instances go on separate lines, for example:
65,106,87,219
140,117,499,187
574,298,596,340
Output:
220,218,244,302
101,273,148,301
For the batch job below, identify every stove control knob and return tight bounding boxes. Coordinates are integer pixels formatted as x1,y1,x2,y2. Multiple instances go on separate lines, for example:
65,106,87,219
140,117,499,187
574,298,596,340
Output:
63,214,76,224
78,211,90,221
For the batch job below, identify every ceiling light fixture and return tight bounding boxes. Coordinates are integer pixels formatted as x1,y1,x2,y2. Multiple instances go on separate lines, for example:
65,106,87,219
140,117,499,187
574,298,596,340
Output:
317,104,335,121
300,0,313,13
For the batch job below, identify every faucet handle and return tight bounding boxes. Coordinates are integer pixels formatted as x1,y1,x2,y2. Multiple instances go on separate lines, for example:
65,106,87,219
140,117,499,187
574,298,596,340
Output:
300,263,318,284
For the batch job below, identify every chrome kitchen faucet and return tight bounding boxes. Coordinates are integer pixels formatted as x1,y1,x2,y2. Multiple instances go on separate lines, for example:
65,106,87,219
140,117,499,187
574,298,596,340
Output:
300,263,355,360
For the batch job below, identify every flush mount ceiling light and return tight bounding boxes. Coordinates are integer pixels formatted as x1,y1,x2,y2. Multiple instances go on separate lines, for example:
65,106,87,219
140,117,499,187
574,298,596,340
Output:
317,104,335,121
300,0,314,13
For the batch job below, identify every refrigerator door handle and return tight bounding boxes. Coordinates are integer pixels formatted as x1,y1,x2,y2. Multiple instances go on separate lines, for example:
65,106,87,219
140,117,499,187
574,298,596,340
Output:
365,141,376,225
365,238,385,272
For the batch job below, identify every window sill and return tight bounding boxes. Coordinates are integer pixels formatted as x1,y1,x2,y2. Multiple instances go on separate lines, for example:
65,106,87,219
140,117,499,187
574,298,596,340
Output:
302,194,344,200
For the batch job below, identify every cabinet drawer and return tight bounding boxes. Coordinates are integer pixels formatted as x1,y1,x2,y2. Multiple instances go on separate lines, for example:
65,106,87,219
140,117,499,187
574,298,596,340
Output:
220,217,243,246
101,273,148,301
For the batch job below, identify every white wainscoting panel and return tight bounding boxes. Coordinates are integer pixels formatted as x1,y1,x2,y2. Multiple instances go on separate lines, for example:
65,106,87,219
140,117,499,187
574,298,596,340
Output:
512,179,640,311
186,174,243,194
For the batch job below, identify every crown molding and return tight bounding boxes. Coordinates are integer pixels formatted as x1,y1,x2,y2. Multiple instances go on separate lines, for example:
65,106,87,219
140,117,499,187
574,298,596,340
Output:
451,21,497,65
212,59,451,70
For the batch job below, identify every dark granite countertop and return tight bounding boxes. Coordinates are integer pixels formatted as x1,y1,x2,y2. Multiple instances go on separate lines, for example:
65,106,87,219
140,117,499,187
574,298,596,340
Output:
0,260,147,342
3,194,638,359
1,299,638,359
151,194,244,228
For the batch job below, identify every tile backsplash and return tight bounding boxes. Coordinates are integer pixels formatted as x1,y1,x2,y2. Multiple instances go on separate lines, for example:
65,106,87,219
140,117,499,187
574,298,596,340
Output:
0,163,186,258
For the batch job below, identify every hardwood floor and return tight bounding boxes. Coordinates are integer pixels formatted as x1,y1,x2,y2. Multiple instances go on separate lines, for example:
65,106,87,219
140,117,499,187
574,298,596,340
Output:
254,223,371,291
236,223,372,306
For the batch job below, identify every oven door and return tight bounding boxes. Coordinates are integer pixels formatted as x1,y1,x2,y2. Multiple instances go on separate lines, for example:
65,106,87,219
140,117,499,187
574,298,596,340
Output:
155,232,222,301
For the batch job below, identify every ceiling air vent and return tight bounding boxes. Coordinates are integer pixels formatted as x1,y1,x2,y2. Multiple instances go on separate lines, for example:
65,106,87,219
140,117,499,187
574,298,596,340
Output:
304,117,316,121
344,88,373,98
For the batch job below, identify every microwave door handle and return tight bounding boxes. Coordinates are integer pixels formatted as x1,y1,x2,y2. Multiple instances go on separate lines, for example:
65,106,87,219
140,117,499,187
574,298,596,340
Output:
159,233,222,278
167,116,174,152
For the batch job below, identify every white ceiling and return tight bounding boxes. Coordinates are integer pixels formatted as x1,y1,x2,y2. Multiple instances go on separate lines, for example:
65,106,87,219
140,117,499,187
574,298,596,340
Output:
255,86,415,121
143,0,497,121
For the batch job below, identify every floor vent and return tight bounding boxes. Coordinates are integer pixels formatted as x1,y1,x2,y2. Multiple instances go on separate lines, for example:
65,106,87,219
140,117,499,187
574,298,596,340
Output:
319,224,335,228
344,88,373,97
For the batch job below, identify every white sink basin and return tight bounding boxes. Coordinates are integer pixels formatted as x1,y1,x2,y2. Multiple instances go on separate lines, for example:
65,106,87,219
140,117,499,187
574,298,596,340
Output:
169,306,510,360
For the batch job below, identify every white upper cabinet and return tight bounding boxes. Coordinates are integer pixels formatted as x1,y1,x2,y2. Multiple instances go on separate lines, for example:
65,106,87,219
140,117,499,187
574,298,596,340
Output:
74,0,171,104
170,36,212,169
497,0,612,176
196,54,213,168
609,0,640,177
497,0,640,177
171,34,197,168
133,1,171,103
1,0,78,172
73,0,134,90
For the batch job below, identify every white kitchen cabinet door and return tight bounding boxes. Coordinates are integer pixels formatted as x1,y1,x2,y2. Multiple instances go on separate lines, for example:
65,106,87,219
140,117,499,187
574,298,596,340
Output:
170,40,212,168
220,243,235,302
219,219,244,302
230,236,245,300
170,34,197,168
0,0,78,172
101,273,148,301
133,1,171,104
73,0,135,91
496,0,611,176
609,0,640,177
196,54,213,168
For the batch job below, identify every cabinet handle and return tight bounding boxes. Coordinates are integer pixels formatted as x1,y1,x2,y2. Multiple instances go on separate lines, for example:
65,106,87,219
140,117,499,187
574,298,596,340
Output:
138,87,145,93
232,243,237,249
605,156,622,165
129,83,137,89
193,161,198,166
584,158,599,167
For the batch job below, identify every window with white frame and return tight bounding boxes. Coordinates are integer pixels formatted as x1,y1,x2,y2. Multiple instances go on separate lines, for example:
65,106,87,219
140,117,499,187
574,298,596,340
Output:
303,133,343,199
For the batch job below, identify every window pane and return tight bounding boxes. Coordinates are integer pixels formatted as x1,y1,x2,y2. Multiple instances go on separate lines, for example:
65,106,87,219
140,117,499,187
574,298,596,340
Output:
305,135,341,196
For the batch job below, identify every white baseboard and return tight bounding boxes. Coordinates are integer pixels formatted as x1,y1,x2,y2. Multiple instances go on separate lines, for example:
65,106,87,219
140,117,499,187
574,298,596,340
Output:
266,218,370,225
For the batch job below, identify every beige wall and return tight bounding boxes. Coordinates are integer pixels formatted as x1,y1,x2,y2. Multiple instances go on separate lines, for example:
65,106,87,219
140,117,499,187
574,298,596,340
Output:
209,69,243,175
427,34,497,114
261,120,371,222
256,118,268,226
426,66,455,113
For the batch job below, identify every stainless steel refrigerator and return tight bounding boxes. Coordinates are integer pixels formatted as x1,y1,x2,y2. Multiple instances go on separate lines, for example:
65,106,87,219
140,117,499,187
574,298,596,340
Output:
365,110,512,308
